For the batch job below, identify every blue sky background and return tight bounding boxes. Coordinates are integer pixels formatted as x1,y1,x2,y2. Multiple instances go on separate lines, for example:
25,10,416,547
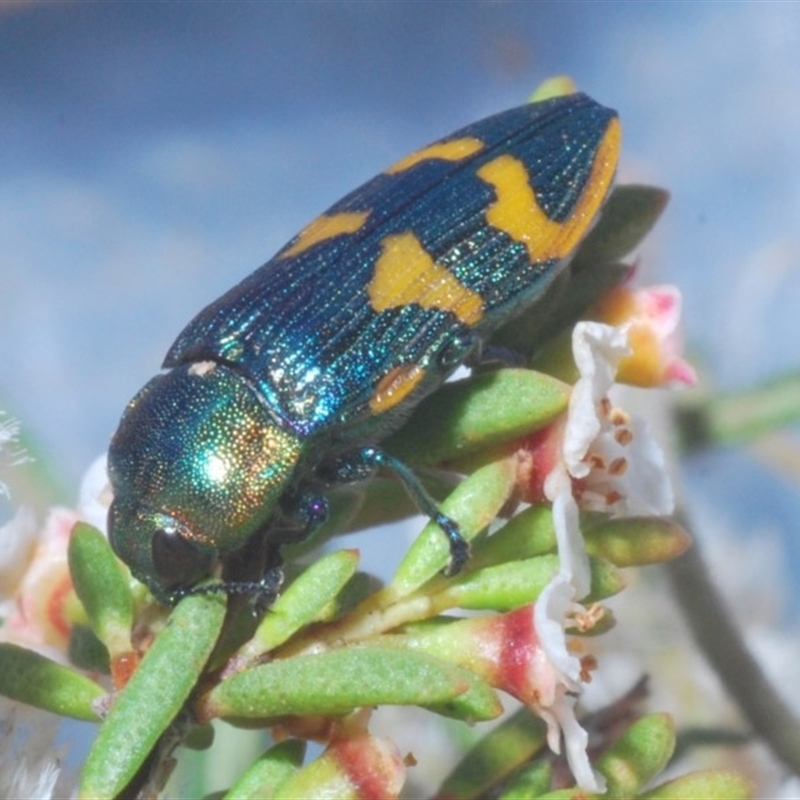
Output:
3,1,800,789
3,1,800,598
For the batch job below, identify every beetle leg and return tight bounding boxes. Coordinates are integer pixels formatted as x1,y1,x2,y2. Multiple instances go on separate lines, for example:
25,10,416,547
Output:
252,550,285,615
349,446,470,575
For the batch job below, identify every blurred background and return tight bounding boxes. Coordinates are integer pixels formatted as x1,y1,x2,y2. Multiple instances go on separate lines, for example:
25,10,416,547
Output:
2,2,799,795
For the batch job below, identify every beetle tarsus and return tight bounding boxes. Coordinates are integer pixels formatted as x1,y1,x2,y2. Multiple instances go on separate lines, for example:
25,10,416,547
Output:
253,563,285,615
358,446,473,574
435,512,470,576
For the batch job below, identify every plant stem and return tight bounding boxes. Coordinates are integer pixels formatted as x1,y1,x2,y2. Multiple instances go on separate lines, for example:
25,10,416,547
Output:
676,371,800,452
666,516,800,777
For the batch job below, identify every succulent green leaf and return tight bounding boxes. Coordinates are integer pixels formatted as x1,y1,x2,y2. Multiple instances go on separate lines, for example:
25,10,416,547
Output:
570,184,670,273
206,646,501,723
385,369,569,467
429,555,560,611
183,722,215,750
0,642,104,721
223,739,306,800
491,260,624,361
436,706,548,800
529,76,576,102
498,760,553,799
270,737,393,800
79,591,226,800
312,570,380,622
536,789,601,799
584,515,691,567
391,458,518,596
246,550,360,655
68,624,111,674
585,556,626,602
640,769,754,799
676,369,800,452
469,504,557,569
427,553,623,612
597,712,675,798
68,522,134,657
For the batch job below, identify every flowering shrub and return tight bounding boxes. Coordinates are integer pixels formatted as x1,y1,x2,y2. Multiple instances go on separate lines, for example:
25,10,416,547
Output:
0,110,755,799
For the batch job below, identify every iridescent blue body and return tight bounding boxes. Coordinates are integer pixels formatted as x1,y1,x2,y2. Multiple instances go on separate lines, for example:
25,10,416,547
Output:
107,92,621,604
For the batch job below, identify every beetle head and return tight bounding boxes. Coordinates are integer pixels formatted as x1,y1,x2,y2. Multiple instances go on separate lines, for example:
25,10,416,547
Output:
107,362,303,604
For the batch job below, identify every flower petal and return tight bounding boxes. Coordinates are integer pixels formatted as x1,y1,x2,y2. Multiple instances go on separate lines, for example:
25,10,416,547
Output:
564,322,630,478
535,574,605,793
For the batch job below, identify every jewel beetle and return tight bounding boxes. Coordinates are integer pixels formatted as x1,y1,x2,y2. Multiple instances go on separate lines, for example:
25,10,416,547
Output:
107,91,621,606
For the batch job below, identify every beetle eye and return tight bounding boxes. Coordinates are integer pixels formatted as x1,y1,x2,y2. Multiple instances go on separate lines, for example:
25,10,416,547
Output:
151,526,212,591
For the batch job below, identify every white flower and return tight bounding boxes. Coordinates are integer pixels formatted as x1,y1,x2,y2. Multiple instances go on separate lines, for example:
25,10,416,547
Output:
0,507,38,618
534,574,606,794
593,284,697,388
567,322,674,516
545,321,675,597
0,454,112,659
526,320,678,792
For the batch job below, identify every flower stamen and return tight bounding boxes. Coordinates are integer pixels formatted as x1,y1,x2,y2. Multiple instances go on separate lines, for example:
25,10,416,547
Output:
614,427,634,445
608,457,628,476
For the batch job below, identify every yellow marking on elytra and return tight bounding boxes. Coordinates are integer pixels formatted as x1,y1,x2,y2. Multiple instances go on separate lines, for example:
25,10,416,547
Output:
280,211,370,258
477,116,621,262
370,363,426,414
367,232,484,325
386,137,484,174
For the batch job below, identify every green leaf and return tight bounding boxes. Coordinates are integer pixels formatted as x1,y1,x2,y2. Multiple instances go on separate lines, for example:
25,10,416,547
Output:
640,770,754,799
205,646,502,723
79,591,227,800
312,570,380,622
425,553,624,613
385,369,569,467
243,549,360,657
676,369,800,452
498,760,553,799
584,515,691,567
428,555,561,612
469,504,557,569
436,706,548,800
571,184,670,272
585,556,626,602
391,458,518,596
223,739,306,800
68,522,134,657
68,624,111,674
271,735,399,800
183,722,215,750
536,789,601,799
529,76,576,103
597,712,675,798
0,643,104,721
